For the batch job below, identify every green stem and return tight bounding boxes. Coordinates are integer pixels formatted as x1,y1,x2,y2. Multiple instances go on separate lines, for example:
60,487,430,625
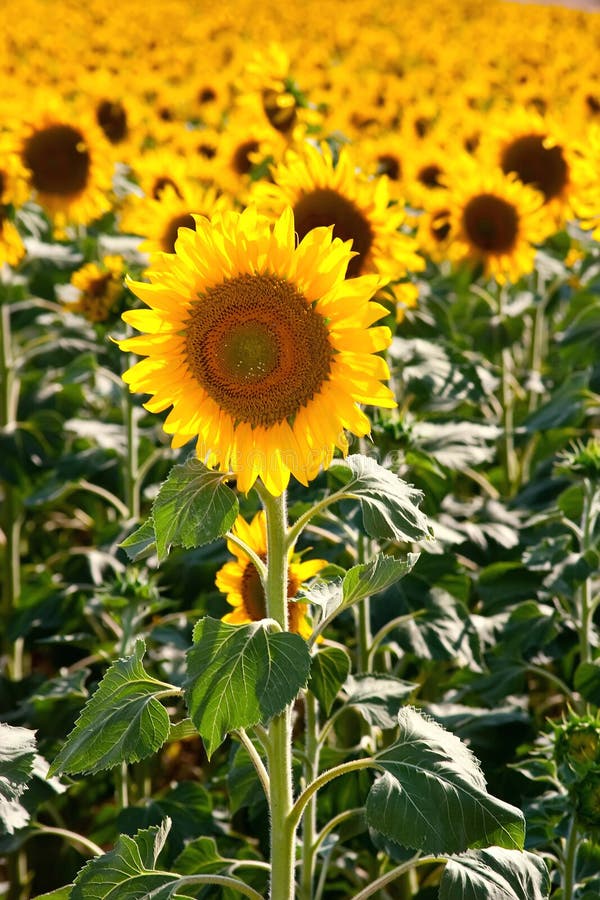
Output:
286,486,358,552
235,728,270,801
116,760,129,809
578,479,595,666
1,300,24,681
367,612,424,670
30,824,103,857
176,874,265,899
350,856,445,900
500,344,517,495
258,485,295,900
354,532,372,673
314,807,365,853
562,815,579,900
290,758,376,833
300,690,319,900
123,383,140,520
496,286,518,496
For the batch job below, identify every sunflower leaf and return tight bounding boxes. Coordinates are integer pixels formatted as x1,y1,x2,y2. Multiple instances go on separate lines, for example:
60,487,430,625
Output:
49,639,173,775
308,647,351,714
439,847,550,900
185,617,311,758
120,517,157,561
342,552,420,605
71,820,185,900
344,674,417,728
329,455,434,544
0,724,37,835
152,458,239,562
366,706,525,854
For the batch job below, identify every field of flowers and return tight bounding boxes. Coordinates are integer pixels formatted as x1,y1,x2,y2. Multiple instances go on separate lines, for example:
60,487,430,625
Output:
1,0,600,898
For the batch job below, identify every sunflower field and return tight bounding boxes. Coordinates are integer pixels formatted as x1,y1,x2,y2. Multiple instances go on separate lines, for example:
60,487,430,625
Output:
2,0,600,897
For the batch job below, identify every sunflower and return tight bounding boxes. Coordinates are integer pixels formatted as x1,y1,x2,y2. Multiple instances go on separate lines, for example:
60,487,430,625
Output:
443,160,551,283
482,108,580,226
235,42,321,141
66,255,125,323
119,181,230,256
128,148,196,202
252,142,423,282
216,511,327,638
17,98,114,229
118,206,395,495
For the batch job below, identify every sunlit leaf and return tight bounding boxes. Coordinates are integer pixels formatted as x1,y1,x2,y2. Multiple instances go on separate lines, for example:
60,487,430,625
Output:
342,553,420,606
366,707,524,854
330,455,434,543
71,820,183,900
50,639,172,775
152,458,239,562
185,617,311,758
0,724,36,835
439,847,550,900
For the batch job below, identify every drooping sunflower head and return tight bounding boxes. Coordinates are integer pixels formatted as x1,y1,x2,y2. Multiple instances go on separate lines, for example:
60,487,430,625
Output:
251,142,423,282
216,511,327,639
119,206,396,495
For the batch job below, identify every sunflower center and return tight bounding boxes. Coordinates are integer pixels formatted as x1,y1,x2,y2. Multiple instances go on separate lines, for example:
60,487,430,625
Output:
418,164,444,188
462,193,519,254
241,555,301,622
96,100,128,144
185,273,333,428
163,213,196,253
152,177,182,200
232,140,260,175
293,189,373,278
262,89,297,133
0,171,5,198
377,154,401,180
501,134,568,202
430,210,451,242
87,272,112,298
24,124,90,197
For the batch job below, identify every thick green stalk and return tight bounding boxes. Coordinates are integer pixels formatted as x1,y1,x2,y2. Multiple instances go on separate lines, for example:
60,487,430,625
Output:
0,301,24,680
578,479,596,666
122,382,140,521
260,487,295,900
354,531,372,673
300,690,319,900
562,815,579,900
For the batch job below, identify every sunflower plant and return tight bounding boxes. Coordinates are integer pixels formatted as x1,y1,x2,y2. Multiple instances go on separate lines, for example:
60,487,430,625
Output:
28,207,550,900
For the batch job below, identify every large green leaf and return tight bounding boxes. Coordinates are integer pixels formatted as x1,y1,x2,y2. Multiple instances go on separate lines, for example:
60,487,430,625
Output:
308,647,351,715
185,617,311,758
345,675,416,728
151,458,239,562
71,820,187,900
0,724,36,835
366,707,524,854
439,848,550,900
50,640,173,775
329,455,434,543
